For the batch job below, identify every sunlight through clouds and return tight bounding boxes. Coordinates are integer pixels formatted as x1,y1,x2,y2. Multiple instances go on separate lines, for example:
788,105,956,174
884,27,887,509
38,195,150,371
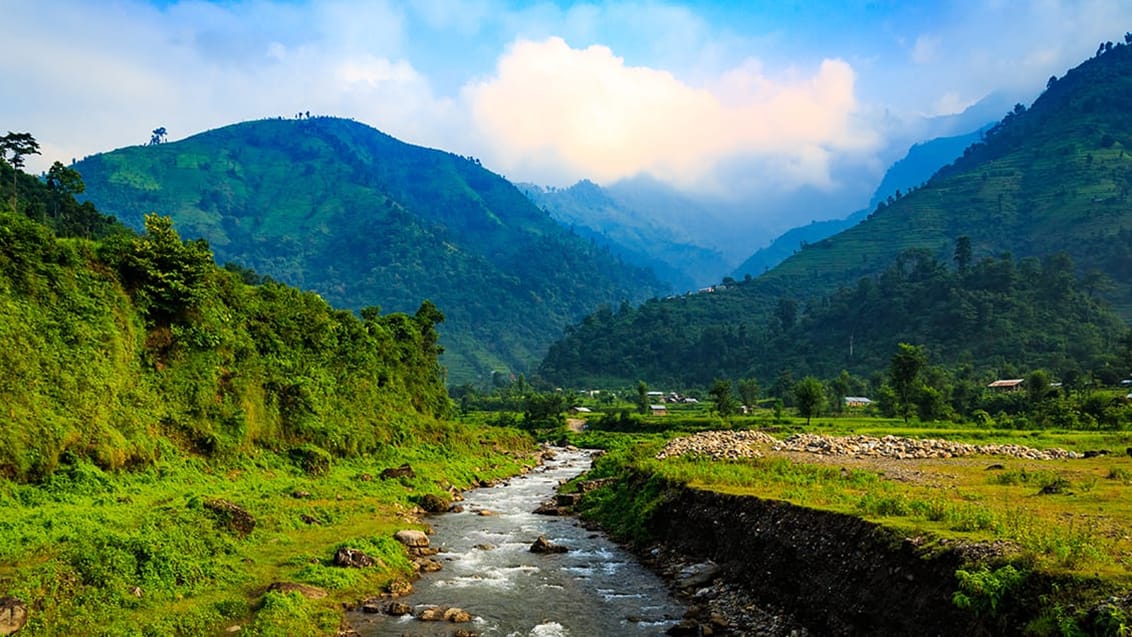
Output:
464,37,875,192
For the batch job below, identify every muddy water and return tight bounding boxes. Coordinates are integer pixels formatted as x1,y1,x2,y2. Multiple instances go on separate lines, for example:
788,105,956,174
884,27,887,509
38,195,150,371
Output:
352,448,685,636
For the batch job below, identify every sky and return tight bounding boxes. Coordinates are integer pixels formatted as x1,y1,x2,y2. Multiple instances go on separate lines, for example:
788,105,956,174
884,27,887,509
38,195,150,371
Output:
5,1,1132,212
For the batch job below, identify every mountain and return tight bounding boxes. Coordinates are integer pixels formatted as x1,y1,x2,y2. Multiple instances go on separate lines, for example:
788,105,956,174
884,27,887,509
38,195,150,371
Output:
539,41,1132,387
519,179,730,290
732,127,988,279
73,117,667,384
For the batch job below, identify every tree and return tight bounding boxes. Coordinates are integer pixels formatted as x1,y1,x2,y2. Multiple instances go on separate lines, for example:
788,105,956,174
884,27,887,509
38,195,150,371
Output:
793,377,825,425
737,378,760,410
115,214,214,324
889,343,927,422
830,370,852,414
149,127,167,146
636,380,649,415
45,161,85,220
1026,369,1053,405
523,391,566,430
1,132,40,209
775,298,797,329
954,235,972,273
709,379,737,417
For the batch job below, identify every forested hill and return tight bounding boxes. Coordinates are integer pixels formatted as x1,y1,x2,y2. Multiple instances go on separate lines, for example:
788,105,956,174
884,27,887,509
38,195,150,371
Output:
539,248,1128,387
73,117,666,384
539,40,1132,387
0,154,449,481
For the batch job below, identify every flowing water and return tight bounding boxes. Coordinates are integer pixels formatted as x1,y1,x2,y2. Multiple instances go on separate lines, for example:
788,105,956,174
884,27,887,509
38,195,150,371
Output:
352,448,686,637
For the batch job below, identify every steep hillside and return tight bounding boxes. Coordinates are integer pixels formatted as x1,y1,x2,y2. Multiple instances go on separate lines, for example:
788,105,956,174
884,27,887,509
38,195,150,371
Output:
520,180,730,290
763,41,1132,316
74,117,666,383
539,41,1132,387
732,127,987,279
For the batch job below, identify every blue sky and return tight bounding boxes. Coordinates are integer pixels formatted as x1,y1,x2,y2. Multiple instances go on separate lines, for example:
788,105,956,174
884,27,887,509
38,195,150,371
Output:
6,1,1131,209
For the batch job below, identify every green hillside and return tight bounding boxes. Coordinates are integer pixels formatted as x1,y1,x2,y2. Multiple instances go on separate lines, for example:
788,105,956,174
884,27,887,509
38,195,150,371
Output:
762,41,1132,317
539,42,1132,388
0,153,543,634
74,117,666,384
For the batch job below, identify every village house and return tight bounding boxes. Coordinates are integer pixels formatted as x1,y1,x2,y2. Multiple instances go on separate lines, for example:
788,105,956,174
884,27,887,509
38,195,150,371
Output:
988,379,1025,392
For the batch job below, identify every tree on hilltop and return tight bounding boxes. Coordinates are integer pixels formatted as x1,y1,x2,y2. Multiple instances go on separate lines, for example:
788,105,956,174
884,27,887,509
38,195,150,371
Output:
1,132,40,209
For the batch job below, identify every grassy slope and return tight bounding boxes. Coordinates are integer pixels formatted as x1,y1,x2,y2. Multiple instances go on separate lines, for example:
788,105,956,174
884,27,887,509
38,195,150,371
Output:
0,426,535,636
74,117,666,384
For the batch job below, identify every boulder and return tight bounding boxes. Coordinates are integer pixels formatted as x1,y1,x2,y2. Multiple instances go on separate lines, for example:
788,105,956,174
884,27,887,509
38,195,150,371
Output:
266,582,327,599
533,501,563,516
380,463,414,479
203,498,256,537
476,509,498,516
415,557,443,572
384,601,412,616
555,493,580,507
529,536,568,554
394,529,430,548
385,579,413,597
417,606,445,621
676,561,722,590
333,547,376,568
418,493,448,513
0,597,27,636
443,607,473,623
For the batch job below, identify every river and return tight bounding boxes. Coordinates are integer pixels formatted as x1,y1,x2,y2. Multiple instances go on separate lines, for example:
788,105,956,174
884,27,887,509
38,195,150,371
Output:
351,448,687,636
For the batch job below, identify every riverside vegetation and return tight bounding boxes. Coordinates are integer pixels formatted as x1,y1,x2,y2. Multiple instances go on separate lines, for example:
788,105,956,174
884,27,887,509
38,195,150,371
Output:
0,149,539,635
560,416,1132,634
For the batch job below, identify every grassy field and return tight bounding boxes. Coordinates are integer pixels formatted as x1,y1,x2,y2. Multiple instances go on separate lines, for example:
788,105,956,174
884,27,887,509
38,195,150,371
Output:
569,411,1132,582
0,423,536,636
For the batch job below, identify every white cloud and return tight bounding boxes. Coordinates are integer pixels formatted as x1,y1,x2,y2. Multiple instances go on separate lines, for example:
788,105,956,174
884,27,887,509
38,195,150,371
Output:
463,37,875,193
911,35,940,64
1,0,452,173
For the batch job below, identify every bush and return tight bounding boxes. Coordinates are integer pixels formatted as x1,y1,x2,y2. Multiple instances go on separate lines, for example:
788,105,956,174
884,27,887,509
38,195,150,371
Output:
289,444,331,476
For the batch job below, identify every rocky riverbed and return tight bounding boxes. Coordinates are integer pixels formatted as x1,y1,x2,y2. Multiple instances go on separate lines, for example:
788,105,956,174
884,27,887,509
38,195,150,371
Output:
656,430,1081,462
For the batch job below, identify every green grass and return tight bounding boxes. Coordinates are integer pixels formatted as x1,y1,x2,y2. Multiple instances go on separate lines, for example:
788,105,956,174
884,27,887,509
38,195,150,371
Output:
571,420,1132,580
0,424,536,636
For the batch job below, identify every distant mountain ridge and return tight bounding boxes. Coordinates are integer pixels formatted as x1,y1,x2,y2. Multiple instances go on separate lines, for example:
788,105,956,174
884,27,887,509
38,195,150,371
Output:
74,117,666,383
731,127,987,279
519,179,730,290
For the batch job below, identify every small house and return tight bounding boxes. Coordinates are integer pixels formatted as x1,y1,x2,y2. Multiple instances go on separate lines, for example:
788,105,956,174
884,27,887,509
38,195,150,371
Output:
650,404,667,416
569,406,592,414
988,379,1025,392
843,396,873,408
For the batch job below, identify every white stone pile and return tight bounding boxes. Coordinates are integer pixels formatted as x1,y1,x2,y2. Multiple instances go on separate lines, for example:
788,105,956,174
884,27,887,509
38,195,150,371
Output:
774,433,1080,460
655,430,778,460
656,430,1082,461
